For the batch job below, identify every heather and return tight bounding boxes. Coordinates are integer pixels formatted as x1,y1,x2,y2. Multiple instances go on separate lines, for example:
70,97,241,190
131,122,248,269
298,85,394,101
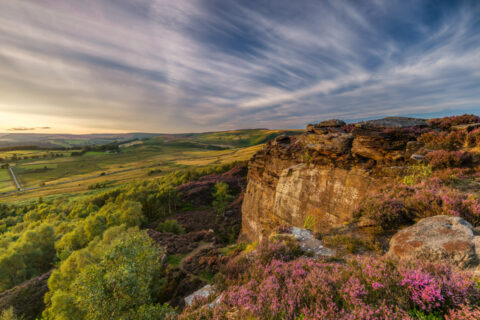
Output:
425,150,472,169
427,115,480,131
355,176,480,231
180,247,480,319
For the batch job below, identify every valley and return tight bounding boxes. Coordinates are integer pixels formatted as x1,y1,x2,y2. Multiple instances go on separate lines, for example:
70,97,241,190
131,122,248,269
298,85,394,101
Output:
0,129,300,203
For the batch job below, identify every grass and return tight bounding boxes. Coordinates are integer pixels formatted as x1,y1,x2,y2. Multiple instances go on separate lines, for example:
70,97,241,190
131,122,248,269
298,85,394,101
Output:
0,169,14,193
167,254,188,268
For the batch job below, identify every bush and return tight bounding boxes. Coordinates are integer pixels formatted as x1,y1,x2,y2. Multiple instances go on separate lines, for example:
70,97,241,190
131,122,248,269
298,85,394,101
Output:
156,219,185,234
419,130,466,150
466,128,480,147
212,182,233,213
356,178,480,231
425,150,472,169
428,114,480,130
181,256,480,319
403,164,432,186
44,229,174,320
355,195,412,231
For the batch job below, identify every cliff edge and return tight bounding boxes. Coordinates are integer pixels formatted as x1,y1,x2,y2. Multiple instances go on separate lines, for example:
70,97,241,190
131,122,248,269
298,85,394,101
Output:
241,117,433,241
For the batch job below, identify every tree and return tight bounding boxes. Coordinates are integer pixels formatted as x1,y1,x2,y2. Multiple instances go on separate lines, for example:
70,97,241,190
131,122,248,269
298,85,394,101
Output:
212,182,232,213
72,231,171,320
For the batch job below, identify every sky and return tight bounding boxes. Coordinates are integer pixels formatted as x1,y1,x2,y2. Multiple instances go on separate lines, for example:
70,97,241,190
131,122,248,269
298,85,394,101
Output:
0,0,479,134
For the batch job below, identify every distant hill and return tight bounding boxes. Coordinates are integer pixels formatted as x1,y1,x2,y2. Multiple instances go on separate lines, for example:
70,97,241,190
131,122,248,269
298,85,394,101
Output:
0,129,303,149
0,133,158,149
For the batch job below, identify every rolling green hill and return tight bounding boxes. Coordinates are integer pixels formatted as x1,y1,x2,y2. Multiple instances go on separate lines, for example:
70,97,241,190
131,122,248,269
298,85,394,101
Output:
0,128,303,202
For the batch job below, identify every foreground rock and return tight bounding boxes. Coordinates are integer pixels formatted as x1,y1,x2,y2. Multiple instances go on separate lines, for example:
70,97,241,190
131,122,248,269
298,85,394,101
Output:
184,284,216,307
387,215,479,268
289,227,334,258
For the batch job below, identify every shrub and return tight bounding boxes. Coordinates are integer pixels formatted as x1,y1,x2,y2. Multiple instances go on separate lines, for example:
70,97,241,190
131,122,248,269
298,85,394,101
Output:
356,178,480,230
156,219,185,234
303,215,315,230
181,256,480,319
355,195,412,231
428,114,480,130
403,164,432,186
419,130,466,150
425,150,472,169
466,128,480,147
445,304,480,319
212,182,233,213
44,229,174,320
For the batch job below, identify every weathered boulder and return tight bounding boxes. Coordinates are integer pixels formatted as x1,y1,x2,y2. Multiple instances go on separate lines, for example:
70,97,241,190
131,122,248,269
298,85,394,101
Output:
451,123,480,132
306,119,346,132
289,227,334,257
184,284,216,306
301,132,353,155
272,135,291,146
351,117,428,162
387,215,479,268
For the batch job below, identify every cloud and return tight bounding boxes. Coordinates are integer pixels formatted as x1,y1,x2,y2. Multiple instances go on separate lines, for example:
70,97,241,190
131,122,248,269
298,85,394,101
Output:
0,0,479,133
7,127,51,131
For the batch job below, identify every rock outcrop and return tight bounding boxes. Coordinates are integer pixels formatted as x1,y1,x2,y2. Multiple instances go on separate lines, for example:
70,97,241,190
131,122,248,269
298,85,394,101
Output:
241,117,429,241
387,215,480,269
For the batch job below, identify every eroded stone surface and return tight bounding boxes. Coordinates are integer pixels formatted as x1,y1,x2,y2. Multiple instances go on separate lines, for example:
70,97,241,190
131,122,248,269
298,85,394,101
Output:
301,132,353,156
306,119,346,132
451,123,480,131
387,215,479,269
184,284,216,306
290,227,334,257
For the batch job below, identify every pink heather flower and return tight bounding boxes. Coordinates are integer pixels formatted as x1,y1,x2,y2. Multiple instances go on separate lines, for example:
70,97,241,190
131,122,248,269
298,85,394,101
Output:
371,282,384,290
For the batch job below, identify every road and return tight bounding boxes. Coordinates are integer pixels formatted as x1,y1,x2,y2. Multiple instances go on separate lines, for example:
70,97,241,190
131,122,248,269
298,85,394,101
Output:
9,167,22,191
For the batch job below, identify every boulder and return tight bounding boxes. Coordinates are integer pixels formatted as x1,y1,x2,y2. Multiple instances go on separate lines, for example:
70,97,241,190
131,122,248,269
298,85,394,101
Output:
306,119,346,132
351,129,407,161
316,119,346,128
451,123,480,132
289,227,334,258
272,135,291,146
301,132,353,155
387,215,479,268
410,154,425,161
184,284,216,306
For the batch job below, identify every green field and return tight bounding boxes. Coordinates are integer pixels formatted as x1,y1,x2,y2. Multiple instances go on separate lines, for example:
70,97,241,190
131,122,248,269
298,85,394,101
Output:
0,129,301,203
0,169,14,193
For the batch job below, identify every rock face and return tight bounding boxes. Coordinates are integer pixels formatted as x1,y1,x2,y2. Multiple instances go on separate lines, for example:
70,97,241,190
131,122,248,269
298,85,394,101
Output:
387,216,480,268
241,117,431,241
